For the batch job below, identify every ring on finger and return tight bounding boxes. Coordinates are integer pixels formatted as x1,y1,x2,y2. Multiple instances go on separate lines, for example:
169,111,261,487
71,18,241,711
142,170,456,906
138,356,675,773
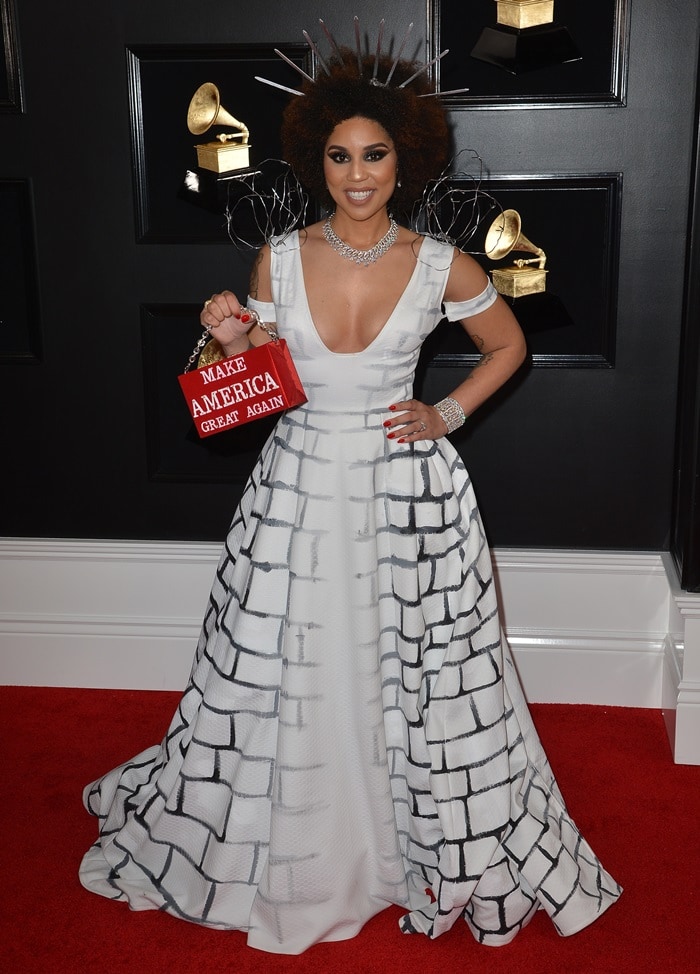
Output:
204,299,212,308
418,421,427,432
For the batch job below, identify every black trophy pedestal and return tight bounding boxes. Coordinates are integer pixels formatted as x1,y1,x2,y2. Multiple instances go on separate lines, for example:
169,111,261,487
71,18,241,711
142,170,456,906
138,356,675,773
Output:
471,23,582,75
178,167,260,214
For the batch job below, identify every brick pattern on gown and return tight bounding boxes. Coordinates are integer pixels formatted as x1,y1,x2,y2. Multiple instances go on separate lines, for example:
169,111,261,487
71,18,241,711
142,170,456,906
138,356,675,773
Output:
79,234,621,954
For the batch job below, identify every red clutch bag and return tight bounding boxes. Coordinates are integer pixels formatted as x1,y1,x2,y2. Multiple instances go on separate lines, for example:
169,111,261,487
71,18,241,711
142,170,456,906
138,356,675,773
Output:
178,318,307,439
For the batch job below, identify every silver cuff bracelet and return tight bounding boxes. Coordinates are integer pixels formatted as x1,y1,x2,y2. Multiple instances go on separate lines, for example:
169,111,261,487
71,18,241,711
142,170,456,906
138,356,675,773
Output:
433,396,466,434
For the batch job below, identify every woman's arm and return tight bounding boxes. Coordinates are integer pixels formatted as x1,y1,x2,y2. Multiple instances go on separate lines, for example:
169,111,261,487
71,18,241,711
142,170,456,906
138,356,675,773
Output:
199,245,274,356
385,250,526,442
440,250,527,422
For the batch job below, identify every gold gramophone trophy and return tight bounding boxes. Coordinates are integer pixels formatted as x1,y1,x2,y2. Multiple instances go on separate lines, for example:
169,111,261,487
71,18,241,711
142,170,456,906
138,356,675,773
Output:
187,82,252,174
485,209,547,298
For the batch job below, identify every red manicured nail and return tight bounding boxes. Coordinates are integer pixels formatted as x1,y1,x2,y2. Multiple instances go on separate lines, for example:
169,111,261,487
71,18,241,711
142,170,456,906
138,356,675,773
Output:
388,405,396,411
240,313,251,323
383,420,392,428
387,432,396,439
397,438,406,443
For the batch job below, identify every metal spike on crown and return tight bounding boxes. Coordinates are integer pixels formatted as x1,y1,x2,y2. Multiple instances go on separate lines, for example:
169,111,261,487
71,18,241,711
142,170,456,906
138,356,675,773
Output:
254,16,469,98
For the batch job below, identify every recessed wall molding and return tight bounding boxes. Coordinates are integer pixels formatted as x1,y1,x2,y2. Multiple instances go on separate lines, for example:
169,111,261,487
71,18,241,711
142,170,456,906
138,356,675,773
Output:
428,0,630,110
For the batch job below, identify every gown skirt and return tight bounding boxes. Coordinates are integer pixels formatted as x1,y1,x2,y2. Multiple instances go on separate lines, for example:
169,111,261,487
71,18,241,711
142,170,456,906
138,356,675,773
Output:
79,233,621,953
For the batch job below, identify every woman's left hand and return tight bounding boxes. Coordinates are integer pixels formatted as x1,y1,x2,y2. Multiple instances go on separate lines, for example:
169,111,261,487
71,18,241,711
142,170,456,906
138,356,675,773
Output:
384,399,447,442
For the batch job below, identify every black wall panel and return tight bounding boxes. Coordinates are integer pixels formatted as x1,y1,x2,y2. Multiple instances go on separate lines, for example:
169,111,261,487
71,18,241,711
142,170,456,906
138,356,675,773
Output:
1,0,698,559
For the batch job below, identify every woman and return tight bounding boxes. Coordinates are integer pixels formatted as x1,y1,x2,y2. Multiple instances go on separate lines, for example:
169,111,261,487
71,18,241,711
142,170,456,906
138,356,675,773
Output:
80,42,621,954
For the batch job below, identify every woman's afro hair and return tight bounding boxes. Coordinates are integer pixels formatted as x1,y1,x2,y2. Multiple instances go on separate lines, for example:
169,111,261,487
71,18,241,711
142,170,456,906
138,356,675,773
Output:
280,49,451,215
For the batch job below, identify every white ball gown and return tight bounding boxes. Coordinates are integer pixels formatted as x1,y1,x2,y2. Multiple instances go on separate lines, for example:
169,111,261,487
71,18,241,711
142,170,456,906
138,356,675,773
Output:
79,233,621,954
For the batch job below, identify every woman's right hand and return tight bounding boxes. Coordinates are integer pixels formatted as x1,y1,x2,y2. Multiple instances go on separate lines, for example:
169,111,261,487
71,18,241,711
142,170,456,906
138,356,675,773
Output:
200,290,253,352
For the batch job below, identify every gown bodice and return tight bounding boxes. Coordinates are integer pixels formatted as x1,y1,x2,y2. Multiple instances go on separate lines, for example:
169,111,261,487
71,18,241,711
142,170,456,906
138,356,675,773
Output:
262,231,455,415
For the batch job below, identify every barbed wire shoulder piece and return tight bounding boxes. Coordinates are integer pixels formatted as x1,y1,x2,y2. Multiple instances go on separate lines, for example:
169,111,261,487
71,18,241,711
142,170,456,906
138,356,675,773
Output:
410,150,504,257
224,159,310,250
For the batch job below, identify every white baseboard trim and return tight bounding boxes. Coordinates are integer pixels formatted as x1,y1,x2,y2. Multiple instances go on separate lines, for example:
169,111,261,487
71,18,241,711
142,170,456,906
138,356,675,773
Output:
508,629,665,707
7,539,700,761
0,614,200,691
0,537,668,698
662,555,700,764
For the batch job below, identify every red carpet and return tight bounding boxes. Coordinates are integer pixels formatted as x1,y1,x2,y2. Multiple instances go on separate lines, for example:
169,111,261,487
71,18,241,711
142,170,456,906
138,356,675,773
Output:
2,687,698,973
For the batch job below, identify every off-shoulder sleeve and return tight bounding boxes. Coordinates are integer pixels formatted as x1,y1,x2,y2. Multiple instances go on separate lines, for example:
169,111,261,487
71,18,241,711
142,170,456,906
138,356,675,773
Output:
443,281,498,321
247,297,277,322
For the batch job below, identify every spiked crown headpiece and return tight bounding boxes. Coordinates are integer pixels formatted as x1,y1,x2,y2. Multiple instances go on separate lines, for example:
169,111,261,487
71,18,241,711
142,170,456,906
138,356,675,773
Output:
255,17,468,99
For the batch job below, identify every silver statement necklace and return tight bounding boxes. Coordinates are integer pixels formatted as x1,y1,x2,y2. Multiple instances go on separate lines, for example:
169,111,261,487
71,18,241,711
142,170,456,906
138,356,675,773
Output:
322,215,399,267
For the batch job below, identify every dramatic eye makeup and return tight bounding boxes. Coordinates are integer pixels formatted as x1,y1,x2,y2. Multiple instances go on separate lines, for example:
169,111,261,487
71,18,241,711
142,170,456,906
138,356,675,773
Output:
326,142,394,164
365,147,392,162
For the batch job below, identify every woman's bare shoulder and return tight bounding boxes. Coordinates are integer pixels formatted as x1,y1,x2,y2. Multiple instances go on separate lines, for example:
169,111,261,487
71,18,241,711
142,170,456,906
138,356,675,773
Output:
301,220,324,241
443,248,490,302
